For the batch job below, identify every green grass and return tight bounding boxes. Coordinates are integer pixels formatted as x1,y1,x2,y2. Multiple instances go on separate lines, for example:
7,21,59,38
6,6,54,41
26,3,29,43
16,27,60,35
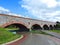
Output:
50,30,60,33
0,28,21,44
30,30,54,36
30,30,49,35
5,28,19,30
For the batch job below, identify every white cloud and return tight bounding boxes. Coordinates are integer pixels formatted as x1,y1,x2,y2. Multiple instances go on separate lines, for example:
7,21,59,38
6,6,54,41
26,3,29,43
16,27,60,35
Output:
7,13,26,17
45,11,60,17
40,0,57,8
0,6,10,13
20,0,60,22
21,0,59,8
0,6,29,18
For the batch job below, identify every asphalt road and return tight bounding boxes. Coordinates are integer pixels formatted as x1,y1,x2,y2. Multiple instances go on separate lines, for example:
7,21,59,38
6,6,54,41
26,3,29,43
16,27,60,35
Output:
19,33,58,45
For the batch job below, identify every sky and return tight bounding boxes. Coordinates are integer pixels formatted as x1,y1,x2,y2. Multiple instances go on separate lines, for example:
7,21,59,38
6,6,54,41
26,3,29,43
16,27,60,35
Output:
0,0,60,22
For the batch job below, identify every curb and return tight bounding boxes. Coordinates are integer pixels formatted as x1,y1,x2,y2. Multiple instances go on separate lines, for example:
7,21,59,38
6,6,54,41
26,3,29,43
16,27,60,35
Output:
7,34,28,45
1,35,23,45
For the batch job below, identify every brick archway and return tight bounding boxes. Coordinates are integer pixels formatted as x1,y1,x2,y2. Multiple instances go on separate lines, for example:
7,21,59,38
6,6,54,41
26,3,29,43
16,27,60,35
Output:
1,21,28,28
1,21,29,32
49,25,53,30
43,24,49,30
31,24,42,30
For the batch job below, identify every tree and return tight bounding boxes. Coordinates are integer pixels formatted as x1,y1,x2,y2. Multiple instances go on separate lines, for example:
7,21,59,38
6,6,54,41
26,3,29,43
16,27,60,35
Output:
55,21,60,30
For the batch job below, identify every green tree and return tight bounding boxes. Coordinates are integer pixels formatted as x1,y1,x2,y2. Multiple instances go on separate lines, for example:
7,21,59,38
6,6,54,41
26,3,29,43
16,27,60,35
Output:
55,21,60,30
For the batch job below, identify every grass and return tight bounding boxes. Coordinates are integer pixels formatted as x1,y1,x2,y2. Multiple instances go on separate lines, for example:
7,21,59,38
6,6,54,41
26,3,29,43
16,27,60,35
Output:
0,28,21,44
30,30,55,36
50,30,60,33
5,28,19,30
30,30,49,35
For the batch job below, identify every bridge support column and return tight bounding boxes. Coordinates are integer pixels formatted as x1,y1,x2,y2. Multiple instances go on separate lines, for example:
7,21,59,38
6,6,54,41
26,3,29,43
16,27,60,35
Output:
30,28,32,32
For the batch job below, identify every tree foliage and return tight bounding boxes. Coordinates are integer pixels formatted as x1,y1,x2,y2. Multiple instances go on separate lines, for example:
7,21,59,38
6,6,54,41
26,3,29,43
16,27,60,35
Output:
55,21,60,30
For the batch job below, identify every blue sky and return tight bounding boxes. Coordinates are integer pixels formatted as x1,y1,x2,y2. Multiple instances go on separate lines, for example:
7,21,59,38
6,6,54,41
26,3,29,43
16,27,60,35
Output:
0,0,60,22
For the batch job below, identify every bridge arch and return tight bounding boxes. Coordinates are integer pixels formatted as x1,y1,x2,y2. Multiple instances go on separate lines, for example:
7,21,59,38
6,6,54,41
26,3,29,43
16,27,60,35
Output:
2,21,29,32
31,24,42,30
43,24,49,30
49,25,53,30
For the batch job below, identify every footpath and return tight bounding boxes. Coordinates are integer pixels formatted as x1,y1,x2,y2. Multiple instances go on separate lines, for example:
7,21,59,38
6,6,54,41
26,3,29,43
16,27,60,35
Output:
42,30,60,39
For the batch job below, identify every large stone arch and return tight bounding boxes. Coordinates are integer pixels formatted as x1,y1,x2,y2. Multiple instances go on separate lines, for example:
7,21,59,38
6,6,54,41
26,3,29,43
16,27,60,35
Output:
31,24,42,30
1,21,29,32
43,24,49,30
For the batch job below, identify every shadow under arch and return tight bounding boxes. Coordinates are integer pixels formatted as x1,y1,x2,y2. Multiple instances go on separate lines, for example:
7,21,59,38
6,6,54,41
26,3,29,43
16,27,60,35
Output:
5,23,29,32
31,24,42,30
49,25,53,30
43,24,49,30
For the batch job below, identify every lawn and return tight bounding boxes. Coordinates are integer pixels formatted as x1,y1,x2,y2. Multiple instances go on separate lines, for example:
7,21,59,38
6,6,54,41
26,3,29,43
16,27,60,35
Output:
30,30,48,35
5,28,19,30
0,28,21,44
50,30,60,33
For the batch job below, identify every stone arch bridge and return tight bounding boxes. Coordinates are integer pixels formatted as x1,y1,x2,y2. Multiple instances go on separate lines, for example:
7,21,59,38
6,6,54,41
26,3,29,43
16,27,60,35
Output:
0,14,56,31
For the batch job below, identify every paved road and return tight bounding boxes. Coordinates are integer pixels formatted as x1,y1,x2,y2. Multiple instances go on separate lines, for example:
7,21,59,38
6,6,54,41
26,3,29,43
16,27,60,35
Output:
42,30,60,39
19,33,58,45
